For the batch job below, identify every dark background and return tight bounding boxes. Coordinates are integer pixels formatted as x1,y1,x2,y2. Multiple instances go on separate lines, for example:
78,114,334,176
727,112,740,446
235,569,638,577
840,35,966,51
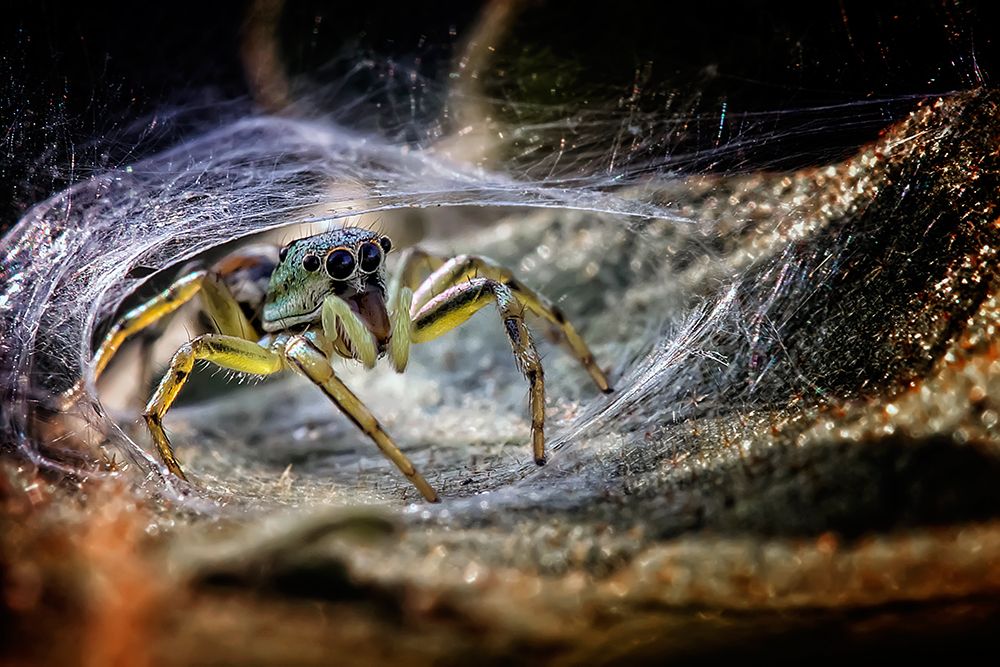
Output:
2,0,997,234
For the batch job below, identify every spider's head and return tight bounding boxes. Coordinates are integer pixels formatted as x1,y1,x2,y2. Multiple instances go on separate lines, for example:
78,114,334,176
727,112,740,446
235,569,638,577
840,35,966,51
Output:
261,228,392,335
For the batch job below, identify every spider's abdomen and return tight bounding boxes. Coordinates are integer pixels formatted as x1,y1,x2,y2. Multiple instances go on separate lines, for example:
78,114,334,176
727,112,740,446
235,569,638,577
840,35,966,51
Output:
212,244,280,329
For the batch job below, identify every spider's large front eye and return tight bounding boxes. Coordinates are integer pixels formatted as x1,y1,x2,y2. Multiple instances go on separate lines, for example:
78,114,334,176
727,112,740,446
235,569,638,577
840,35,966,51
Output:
358,241,382,273
325,248,356,280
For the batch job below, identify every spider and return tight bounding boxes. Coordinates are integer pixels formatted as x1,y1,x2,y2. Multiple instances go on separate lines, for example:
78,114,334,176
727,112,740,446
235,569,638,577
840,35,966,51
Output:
83,227,613,501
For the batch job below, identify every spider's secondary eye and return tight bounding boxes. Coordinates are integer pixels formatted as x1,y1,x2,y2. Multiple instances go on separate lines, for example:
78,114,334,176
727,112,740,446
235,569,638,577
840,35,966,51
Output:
278,245,290,262
358,241,382,273
378,236,392,254
302,254,321,272
325,248,356,280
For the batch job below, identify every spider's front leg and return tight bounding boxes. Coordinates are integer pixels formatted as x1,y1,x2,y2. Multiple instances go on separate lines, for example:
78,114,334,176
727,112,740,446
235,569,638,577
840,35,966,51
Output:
410,278,549,464
143,334,283,479
282,335,438,502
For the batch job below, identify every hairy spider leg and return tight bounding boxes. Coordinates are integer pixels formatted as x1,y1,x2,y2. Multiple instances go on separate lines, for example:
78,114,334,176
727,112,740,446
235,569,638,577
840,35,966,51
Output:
410,278,548,464
409,254,612,393
199,270,261,341
143,334,284,480
130,304,181,412
387,247,446,305
141,325,436,499
68,267,260,410
91,270,208,384
283,335,439,502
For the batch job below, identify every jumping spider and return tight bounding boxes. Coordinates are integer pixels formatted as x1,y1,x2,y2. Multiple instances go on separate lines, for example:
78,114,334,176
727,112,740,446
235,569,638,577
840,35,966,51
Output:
84,227,613,501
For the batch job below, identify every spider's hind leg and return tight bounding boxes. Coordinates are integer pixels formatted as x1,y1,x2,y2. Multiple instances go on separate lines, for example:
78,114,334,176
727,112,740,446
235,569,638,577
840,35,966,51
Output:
411,278,548,464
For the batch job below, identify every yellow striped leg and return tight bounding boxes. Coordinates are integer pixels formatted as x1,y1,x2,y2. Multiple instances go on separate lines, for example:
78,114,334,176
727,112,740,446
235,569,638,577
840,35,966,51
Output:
65,267,260,408
410,253,612,393
411,278,548,464
92,270,208,384
198,270,260,341
143,334,283,479
283,336,439,502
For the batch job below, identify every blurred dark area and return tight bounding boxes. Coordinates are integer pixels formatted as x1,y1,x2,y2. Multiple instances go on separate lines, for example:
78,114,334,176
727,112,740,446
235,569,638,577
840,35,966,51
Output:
2,0,998,233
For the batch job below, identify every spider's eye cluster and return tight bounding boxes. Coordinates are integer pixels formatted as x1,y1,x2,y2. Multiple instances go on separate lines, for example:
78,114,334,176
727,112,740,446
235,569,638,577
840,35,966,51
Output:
358,241,382,273
326,248,355,280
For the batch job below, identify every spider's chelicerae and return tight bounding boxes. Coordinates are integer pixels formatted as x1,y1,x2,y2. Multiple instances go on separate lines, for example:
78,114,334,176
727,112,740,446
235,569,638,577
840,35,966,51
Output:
86,227,613,501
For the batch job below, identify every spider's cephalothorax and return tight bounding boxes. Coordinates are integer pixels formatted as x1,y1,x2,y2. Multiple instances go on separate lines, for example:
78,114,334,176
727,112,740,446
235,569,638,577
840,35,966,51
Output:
263,229,395,358
80,227,613,502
